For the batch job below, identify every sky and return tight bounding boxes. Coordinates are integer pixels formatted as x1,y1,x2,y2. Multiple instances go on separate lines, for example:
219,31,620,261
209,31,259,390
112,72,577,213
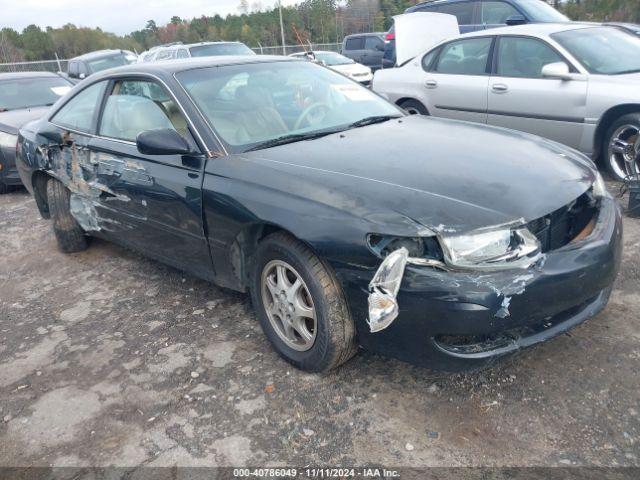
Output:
0,0,299,36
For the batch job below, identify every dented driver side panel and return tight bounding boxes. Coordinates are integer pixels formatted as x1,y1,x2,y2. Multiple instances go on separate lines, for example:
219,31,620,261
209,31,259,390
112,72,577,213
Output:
21,121,214,281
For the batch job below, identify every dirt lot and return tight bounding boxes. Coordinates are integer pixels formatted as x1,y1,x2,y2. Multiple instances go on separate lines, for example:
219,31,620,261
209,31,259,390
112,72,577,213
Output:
0,185,639,469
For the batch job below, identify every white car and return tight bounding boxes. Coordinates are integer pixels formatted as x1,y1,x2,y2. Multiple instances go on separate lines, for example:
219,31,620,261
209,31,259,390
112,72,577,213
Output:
289,51,373,86
138,41,255,63
374,22,640,181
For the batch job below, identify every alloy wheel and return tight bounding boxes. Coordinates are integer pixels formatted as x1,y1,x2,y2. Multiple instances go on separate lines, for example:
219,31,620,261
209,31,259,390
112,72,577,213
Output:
608,124,640,180
260,259,317,352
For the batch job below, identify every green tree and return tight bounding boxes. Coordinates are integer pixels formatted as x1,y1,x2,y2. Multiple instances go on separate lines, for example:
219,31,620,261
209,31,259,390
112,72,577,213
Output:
21,24,54,60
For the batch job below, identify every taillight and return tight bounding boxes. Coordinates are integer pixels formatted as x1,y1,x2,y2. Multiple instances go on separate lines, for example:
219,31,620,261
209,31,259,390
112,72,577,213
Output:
386,32,395,41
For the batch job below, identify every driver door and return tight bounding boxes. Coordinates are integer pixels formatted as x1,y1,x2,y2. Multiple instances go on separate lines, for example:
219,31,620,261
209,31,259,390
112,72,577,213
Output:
90,78,213,278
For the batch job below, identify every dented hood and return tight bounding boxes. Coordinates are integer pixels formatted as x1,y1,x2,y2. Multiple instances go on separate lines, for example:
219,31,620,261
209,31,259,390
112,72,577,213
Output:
394,12,460,66
240,115,596,234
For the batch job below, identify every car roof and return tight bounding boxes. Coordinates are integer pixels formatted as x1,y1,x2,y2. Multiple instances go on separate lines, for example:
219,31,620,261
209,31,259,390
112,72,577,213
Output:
344,32,385,38
457,22,599,39
71,49,133,61
90,55,300,79
0,71,64,81
161,41,247,50
409,0,499,10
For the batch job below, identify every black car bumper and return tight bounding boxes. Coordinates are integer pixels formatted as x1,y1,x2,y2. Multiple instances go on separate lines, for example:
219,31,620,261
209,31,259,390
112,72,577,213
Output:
0,146,22,186
338,197,623,371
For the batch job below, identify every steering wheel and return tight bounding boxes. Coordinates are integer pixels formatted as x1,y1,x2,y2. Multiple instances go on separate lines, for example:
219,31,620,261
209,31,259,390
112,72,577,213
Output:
294,102,331,130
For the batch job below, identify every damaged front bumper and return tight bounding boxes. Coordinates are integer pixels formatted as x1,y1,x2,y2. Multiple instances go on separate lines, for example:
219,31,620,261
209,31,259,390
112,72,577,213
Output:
343,197,623,371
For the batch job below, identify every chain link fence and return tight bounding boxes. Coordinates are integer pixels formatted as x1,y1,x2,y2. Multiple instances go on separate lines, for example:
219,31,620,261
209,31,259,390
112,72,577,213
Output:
251,42,342,56
0,43,341,73
0,59,68,73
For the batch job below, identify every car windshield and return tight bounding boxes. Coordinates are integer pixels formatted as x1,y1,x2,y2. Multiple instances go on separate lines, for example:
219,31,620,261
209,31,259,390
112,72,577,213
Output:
315,52,355,66
189,43,256,57
177,61,401,152
552,27,640,75
0,77,71,111
87,53,137,73
518,0,569,22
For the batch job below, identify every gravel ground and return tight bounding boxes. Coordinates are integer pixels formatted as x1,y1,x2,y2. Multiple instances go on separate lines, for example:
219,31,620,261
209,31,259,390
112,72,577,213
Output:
0,184,638,470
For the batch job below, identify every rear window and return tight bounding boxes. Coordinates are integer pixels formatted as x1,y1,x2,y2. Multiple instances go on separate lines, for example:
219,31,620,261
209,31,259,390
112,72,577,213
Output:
0,77,71,111
365,36,384,50
437,1,476,25
189,43,255,57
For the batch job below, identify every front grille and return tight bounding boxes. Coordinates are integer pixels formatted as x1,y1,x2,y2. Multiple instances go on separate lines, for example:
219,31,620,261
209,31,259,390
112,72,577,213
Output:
526,189,599,253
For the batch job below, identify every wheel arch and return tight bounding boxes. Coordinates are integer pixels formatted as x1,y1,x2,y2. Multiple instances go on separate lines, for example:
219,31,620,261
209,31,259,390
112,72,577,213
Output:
396,97,429,115
31,170,52,219
231,222,313,291
594,104,640,160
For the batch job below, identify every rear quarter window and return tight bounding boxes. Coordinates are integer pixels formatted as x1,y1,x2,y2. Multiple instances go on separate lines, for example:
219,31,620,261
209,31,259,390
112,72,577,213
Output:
345,37,365,50
51,81,107,133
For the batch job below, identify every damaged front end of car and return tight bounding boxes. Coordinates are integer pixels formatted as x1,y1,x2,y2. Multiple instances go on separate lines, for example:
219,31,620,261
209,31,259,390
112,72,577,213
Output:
364,173,615,347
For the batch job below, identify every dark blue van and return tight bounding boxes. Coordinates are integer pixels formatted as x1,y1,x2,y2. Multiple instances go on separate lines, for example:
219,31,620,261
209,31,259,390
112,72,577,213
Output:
382,0,569,67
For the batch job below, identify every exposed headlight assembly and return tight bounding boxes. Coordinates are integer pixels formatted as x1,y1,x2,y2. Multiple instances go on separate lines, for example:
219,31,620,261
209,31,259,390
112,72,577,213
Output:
592,171,608,198
368,247,408,333
0,131,18,149
440,227,541,270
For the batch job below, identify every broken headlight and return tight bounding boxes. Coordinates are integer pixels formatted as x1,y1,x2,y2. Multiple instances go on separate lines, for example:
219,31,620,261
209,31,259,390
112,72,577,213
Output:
367,234,444,261
440,227,541,270
0,131,17,149
368,247,408,333
592,171,609,198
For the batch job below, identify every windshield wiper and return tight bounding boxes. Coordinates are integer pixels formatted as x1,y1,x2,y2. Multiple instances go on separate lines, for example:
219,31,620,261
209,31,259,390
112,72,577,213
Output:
244,128,345,152
348,115,402,129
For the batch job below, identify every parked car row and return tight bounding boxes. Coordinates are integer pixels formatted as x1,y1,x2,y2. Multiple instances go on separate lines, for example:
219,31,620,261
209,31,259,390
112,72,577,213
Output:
373,21,640,182
12,51,622,372
378,0,571,69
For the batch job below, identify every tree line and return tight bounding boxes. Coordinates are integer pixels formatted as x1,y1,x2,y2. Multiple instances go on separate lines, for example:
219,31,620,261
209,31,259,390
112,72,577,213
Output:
1,0,639,63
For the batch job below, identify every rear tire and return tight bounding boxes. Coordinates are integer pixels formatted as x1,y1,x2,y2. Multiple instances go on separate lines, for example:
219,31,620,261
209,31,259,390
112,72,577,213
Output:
250,232,357,372
47,178,88,253
602,112,640,181
399,99,428,116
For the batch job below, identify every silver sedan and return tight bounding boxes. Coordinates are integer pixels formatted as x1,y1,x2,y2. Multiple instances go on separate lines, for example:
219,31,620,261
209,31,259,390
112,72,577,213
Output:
373,23,640,181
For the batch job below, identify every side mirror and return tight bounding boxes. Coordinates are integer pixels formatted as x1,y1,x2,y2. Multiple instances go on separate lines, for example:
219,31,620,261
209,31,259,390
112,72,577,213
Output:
376,43,385,51
505,14,527,26
541,62,573,80
136,128,192,155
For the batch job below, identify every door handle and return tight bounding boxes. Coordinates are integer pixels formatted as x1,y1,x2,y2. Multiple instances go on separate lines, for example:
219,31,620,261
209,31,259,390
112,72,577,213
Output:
425,80,437,88
491,83,509,93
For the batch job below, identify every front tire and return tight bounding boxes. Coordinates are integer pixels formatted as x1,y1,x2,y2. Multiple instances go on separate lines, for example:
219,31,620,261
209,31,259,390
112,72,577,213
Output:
398,99,428,116
47,178,88,253
603,113,640,181
250,232,357,372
